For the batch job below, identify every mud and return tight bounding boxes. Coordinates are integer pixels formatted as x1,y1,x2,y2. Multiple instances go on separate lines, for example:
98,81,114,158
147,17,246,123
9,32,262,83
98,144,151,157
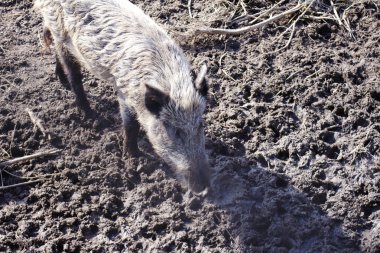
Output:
0,0,379,252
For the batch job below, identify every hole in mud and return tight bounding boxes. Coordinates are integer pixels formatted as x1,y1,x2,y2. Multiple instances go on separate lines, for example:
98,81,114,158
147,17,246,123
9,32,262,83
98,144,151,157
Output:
316,88,332,98
134,242,143,250
275,177,288,188
23,222,39,237
316,23,332,39
363,138,371,147
105,172,124,188
58,223,68,234
325,146,340,159
375,125,380,134
331,72,345,83
335,106,348,117
14,77,22,85
277,149,289,161
319,131,336,144
255,154,268,168
370,90,380,102
153,222,167,234
255,105,267,114
81,224,98,239
106,227,120,240
263,92,274,102
102,196,124,220
226,39,240,51
313,170,326,180
351,66,367,85
141,227,156,240
355,184,368,196
188,197,202,211
64,171,79,184
26,194,39,204
353,118,369,130
312,192,327,204
10,146,25,157
53,239,64,252
243,85,251,100
367,105,375,114
60,190,74,202
362,202,380,218
326,104,334,111
1,118,15,132
304,95,318,106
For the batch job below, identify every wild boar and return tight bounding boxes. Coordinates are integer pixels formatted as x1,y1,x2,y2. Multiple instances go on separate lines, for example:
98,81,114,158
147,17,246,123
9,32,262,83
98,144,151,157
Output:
34,0,210,195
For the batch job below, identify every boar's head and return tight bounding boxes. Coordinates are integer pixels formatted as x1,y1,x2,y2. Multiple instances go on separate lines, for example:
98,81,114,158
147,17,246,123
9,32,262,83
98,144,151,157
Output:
142,65,210,195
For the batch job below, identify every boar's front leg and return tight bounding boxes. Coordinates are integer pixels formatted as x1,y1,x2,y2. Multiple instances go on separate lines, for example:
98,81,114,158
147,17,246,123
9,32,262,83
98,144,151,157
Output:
55,44,92,116
55,55,70,90
119,99,141,157
42,28,70,90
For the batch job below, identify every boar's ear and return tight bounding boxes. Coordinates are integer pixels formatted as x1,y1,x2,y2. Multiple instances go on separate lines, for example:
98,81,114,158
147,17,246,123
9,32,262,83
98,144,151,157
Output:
145,84,169,116
193,64,208,98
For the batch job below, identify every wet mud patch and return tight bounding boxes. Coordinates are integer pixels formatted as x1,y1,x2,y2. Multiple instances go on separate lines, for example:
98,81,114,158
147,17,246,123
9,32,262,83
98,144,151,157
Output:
1,0,380,252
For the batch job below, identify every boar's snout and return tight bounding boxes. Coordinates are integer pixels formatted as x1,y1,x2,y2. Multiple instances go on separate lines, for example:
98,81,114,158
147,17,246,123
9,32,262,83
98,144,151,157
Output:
188,158,211,196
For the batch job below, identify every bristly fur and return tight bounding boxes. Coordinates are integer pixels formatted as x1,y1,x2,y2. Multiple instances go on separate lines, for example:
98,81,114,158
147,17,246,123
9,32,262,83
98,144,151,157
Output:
34,0,210,193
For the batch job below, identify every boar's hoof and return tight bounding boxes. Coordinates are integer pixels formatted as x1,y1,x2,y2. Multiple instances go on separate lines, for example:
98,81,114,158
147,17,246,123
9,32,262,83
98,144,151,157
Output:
123,144,142,158
193,187,209,198
79,106,96,119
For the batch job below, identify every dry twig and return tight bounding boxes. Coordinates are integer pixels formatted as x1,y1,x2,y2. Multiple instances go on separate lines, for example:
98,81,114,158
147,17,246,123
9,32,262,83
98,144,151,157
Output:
250,0,286,24
0,76,15,86
25,108,50,139
330,0,343,25
273,0,316,52
230,0,285,26
187,0,193,18
218,53,235,81
0,149,61,168
342,2,356,38
2,169,62,180
194,4,303,35
0,179,46,190
239,0,247,16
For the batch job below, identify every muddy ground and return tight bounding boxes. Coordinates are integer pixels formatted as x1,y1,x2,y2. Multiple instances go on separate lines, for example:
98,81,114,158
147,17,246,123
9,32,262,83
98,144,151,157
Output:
0,0,379,252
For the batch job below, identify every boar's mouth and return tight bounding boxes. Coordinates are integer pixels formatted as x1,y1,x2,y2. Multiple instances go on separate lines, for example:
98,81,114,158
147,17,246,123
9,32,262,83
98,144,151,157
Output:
164,153,210,196
187,159,210,196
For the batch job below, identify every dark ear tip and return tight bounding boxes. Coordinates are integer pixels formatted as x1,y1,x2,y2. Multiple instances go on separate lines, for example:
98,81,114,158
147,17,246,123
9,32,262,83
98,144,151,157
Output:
198,78,208,98
193,64,208,97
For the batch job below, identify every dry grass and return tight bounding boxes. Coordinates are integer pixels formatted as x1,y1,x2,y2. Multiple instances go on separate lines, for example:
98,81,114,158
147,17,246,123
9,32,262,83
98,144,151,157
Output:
191,0,378,50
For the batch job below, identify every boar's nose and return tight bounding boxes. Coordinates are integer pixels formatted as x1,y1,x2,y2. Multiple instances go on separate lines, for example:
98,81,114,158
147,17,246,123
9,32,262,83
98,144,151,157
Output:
188,159,210,196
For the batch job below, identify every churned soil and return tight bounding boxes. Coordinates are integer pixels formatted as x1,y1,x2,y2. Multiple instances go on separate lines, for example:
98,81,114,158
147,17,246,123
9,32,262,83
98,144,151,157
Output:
0,0,379,252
